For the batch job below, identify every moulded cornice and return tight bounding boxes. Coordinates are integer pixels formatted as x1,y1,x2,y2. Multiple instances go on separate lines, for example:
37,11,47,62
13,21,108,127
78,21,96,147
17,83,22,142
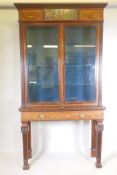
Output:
0,1,117,9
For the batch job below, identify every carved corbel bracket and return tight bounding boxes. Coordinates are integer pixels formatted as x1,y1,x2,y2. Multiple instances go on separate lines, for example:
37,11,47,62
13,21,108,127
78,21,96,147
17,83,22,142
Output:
21,124,29,134
95,122,104,133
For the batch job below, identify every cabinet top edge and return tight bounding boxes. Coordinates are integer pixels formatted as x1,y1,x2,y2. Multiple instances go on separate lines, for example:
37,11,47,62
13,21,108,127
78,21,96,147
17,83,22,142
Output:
14,3,108,10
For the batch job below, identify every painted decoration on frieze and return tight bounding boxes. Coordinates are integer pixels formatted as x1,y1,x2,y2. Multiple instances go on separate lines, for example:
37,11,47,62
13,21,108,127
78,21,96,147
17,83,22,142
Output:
44,9,78,20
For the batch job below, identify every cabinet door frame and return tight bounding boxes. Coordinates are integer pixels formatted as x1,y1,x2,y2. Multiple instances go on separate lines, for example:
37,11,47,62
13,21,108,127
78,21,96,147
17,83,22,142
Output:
62,22,101,106
20,22,62,106
20,21,102,108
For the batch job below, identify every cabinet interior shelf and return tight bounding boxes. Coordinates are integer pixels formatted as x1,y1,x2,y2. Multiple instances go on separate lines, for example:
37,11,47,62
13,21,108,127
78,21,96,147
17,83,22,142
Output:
27,44,96,48
28,64,94,67
28,82,95,86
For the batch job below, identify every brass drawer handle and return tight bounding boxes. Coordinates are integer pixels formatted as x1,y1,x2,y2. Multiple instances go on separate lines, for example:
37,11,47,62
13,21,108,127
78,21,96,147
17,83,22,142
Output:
39,114,45,119
26,15,35,19
79,113,86,119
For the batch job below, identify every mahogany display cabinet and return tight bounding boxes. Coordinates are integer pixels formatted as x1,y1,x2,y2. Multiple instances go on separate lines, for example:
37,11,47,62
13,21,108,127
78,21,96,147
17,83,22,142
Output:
14,3,107,170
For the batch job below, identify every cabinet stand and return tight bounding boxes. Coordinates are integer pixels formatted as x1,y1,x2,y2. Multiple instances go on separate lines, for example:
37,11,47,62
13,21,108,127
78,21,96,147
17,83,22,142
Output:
21,119,103,170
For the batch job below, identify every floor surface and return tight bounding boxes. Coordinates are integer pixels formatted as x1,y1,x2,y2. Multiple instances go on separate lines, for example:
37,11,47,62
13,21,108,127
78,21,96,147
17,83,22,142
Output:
0,152,117,175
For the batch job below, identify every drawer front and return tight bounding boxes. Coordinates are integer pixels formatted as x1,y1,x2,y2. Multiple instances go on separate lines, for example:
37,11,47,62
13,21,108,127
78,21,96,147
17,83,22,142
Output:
79,9,103,21
21,110,103,121
19,10,43,22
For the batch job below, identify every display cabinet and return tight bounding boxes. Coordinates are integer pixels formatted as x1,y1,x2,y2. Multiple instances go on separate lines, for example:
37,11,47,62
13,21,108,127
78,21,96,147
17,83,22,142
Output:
15,3,107,170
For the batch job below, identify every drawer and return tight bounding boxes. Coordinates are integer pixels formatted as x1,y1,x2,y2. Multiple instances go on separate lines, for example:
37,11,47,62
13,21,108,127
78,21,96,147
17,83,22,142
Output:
79,9,103,21
19,10,44,22
21,110,103,121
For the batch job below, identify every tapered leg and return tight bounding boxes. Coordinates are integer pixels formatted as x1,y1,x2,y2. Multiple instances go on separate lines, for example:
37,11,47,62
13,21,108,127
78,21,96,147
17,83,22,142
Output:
95,121,103,168
21,122,29,170
28,121,32,158
91,120,97,157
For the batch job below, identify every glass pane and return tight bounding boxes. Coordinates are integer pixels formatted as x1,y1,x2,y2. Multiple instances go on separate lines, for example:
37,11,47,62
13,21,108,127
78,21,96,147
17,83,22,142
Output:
26,26,59,102
65,26,96,102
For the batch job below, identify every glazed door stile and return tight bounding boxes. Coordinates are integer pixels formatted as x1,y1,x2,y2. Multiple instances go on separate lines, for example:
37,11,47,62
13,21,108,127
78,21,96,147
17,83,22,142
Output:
19,23,28,106
58,23,65,104
96,23,103,107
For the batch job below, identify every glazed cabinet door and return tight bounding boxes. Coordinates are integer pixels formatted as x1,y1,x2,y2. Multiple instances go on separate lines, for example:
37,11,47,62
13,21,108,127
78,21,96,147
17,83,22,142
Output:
24,23,100,106
64,24,97,104
26,25,59,103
